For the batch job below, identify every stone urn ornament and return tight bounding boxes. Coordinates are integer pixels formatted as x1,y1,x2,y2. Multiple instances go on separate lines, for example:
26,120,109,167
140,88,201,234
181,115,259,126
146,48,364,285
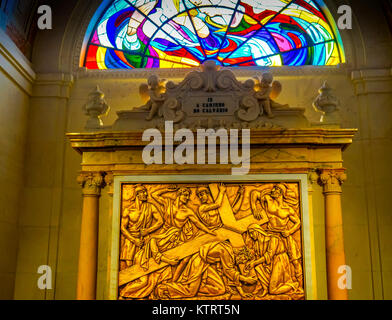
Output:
83,85,110,129
313,81,340,126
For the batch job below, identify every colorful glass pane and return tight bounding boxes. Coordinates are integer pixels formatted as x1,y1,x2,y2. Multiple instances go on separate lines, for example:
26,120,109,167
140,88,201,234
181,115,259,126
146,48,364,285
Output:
84,0,343,69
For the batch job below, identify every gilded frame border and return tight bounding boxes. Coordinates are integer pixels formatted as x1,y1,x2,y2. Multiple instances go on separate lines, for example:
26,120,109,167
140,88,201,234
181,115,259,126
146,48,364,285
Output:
108,174,316,300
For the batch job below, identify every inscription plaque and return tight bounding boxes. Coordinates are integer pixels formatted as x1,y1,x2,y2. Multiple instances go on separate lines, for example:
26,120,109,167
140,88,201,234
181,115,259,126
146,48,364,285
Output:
185,94,234,116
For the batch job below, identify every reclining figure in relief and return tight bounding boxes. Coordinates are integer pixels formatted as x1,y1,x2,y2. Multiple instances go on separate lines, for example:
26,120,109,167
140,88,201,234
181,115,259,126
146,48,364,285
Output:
254,73,289,118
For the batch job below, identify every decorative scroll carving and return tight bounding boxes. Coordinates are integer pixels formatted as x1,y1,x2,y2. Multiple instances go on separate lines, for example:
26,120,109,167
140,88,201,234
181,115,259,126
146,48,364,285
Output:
77,172,105,196
167,60,252,94
161,97,185,123
138,75,185,123
135,61,292,125
104,172,114,196
118,182,305,300
112,61,308,130
237,95,260,122
319,169,347,194
163,60,254,126
308,169,319,193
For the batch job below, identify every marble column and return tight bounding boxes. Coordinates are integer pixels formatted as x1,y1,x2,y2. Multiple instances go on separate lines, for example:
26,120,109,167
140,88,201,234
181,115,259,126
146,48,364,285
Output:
76,172,104,300
320,169,348,300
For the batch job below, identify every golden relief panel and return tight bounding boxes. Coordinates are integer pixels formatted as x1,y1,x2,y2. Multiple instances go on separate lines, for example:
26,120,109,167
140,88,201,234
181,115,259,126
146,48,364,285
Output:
118,182,305,300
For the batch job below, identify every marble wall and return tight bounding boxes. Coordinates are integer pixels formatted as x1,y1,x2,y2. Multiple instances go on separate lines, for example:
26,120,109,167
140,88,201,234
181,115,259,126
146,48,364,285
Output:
0,29,33,299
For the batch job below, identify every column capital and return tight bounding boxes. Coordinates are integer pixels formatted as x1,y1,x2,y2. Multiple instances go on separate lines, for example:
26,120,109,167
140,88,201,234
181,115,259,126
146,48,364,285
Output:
77,172,105,196
319,168,347,194
351,68,392,95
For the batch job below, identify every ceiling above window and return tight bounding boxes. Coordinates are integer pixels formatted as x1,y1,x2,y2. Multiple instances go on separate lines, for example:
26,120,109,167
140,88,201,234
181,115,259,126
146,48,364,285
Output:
83,0,344,69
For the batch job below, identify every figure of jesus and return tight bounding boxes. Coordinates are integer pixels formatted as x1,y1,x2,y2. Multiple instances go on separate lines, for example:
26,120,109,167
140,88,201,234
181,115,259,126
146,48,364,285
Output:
152,186,216,239
196,184,226,229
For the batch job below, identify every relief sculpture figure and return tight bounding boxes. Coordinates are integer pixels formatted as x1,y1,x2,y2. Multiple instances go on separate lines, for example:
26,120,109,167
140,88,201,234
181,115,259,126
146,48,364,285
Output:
250,184,303,287
119,227,180,299
196,184,226,229
231,185,246,215
152,186,216,240
120,185,163,269
156,240,256,299
244,224,302,298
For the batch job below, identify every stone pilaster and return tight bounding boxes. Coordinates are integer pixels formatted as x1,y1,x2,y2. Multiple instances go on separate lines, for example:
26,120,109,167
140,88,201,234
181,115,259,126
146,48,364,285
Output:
307,169,319,299
103,172,114,299
104,172,114,197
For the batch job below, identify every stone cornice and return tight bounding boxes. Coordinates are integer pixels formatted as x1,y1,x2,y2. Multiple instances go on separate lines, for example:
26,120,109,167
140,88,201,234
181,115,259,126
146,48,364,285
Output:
0,32,75,99
67,128,357,153
75,64,349,80
32,73,75,98
351,68,392,95
0,29,36,96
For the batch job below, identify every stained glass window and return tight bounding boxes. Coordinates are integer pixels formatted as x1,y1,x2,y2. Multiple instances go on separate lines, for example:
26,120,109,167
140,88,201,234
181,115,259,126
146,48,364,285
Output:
83,0,344,69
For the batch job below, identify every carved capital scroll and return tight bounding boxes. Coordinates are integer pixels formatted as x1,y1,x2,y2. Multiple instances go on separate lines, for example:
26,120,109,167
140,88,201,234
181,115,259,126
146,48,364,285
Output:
319,169,347,194
308,169,319,193
104,172,114,196
77,172,105,196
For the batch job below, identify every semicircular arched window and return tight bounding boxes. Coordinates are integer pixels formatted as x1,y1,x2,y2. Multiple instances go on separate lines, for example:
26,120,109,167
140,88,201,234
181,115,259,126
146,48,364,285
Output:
83,0,345,69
